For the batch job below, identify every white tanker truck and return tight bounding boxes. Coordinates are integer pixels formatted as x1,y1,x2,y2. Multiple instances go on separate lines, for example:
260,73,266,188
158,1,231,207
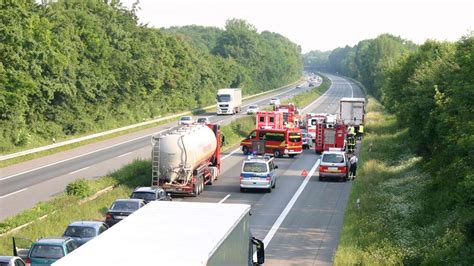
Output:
151,123,221,196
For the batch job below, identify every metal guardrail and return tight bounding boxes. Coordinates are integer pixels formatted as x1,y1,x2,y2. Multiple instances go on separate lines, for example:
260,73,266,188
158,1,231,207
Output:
0,78,304,161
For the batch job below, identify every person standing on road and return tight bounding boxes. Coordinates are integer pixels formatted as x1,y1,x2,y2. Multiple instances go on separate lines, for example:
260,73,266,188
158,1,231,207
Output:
349,154,358,180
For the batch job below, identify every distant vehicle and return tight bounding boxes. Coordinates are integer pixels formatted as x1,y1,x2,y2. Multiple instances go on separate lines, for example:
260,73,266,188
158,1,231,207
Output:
130,187,172,202
53,202,265,266
105,199,146,227
0,256,26,266
340,97,366,131
178,116,194,125
318,149,348,182
246,105,259,114
13,236,78,266
240,155,278,193
216,88,242,115
196,117,210,124
62,221,108,247
269,97,280,105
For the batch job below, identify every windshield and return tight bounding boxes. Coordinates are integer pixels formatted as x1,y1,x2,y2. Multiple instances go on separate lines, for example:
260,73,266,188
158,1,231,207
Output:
197,118,207,123
322,153,345,163
131,192,156,201
64,226,96,238
289,132,301,142
243,162,268,173
111,201,139,211
30,244,64,259
217,94,231,102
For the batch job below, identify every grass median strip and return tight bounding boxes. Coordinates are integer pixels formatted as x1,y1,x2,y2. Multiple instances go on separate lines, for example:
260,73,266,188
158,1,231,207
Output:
334,98,473,265
0,75,329,255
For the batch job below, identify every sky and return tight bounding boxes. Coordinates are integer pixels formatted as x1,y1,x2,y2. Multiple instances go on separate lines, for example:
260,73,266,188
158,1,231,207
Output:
121,0,473,53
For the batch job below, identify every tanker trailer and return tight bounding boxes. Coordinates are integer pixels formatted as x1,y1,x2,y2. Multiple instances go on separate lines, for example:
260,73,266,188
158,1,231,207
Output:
151,124,221,196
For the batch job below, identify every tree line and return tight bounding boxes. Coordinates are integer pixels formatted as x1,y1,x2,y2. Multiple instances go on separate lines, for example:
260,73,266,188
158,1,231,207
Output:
0,0,303,152
305,33,474,262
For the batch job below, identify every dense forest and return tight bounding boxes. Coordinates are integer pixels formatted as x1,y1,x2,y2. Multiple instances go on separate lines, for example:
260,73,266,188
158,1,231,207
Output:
305,33,474,262
0,0,303,152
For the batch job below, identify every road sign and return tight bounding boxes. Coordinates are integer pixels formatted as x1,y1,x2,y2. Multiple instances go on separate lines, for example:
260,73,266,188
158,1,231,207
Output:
301,169,308,177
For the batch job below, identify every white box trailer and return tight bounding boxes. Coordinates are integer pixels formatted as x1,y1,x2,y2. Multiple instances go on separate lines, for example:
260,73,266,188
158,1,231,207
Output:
53,201,264,266
339,97,365,126
216,88,242,115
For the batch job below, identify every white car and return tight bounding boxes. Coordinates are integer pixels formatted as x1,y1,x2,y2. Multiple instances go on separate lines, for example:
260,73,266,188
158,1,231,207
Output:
269,97,280,105
196,117,210,124
247,105,259,114
178,116,194,125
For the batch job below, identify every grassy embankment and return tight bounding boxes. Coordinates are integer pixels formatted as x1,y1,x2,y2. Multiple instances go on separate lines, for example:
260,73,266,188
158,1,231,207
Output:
0,75,330,255
334,98,473,265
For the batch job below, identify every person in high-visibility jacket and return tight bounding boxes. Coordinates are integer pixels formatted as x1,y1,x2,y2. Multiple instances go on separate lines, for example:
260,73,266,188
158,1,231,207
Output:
358,125,364,134
348,125,355,136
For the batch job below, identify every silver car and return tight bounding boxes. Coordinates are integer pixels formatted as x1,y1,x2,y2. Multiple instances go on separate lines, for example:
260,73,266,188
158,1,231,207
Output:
318,149,348,182
240,156,278,193
0,256,26,266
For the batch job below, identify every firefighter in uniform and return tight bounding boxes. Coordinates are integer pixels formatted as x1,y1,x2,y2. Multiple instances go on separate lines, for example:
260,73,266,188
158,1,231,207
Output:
346,124,356,153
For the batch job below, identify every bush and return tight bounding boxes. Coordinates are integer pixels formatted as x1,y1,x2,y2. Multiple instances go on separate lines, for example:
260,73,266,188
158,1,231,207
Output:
65,178,92,198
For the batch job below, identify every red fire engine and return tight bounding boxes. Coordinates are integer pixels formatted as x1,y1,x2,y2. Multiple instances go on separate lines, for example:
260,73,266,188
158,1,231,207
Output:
256,111,284,129
274,103,302,127
308,113,346,154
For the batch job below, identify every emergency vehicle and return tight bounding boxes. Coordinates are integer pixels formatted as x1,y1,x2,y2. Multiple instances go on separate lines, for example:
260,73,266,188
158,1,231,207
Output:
273,103,301,127
309,113,346,154
256,111,284,129
240,127,303,158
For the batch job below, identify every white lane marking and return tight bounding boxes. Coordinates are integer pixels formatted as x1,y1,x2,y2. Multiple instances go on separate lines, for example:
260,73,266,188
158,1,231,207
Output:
0,188,28,199
348,82,354,97
68,167,90,175
218,194,231,204
117,152,132,158
262,159,321,250
221,147,241,161
1,84,302,181
0,129,169,181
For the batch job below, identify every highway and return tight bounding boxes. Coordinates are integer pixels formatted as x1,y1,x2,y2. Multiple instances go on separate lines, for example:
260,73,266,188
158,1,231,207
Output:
0,74,364,265
183,74,365,265
0,76,313,219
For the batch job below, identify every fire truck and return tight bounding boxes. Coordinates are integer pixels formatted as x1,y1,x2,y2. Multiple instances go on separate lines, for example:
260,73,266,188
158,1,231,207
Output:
273,103,301,127
308,113,346,154
242,111,303,158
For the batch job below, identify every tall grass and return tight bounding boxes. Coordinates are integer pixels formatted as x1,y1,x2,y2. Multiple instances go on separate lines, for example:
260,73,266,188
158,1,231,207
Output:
334,98,473,265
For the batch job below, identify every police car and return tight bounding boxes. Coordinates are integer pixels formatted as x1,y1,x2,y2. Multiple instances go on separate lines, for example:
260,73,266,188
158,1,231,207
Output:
240,155,278,193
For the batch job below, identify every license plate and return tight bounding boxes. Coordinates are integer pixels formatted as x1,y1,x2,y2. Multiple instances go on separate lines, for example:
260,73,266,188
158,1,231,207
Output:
114,215,126,219
328,167,338,172
252,177,263,180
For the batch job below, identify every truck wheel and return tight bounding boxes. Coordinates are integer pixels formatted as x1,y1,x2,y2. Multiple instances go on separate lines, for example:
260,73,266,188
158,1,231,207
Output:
242,146,250,155
273,149,281,158
199,177,204,194
193,184,199,197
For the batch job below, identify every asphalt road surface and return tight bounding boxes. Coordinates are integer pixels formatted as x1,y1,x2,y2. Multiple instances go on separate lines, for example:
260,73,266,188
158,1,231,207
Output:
0,75,314,219
0,74,364,265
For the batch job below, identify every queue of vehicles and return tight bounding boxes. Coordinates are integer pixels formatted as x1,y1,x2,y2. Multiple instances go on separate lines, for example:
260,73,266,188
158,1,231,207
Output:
4,81,363,265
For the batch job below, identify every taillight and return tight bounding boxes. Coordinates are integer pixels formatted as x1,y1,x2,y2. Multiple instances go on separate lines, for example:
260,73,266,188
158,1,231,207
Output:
319,166,327,172
105,214,112,219
25,258,31,264
339,167,347,173
266,175,271,181
240,176,243,181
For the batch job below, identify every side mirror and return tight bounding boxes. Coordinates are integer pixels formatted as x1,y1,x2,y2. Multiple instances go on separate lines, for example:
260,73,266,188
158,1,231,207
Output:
252,237,265,265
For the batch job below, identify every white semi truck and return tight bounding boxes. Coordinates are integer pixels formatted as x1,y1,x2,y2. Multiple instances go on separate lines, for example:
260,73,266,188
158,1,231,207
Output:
53,201,265,266
216,88,242,115
339,97,365,129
